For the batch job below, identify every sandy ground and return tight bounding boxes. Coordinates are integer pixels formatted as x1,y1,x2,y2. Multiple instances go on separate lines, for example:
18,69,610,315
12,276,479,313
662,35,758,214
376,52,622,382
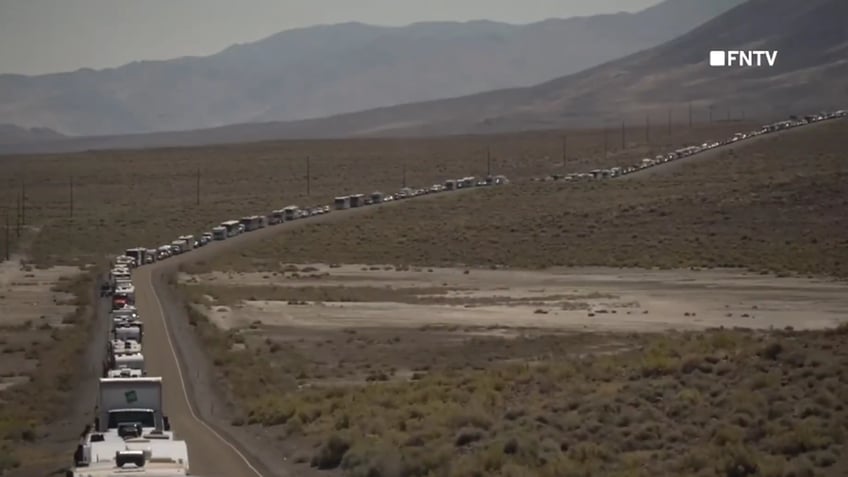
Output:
0,256,82,392
0,256,80,327
181,264,848,333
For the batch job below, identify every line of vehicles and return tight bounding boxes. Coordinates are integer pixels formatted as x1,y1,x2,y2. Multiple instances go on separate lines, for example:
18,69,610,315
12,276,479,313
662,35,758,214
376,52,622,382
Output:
537,110,847,182
68,173,510,476
62,108,846,476
69,258,190,476
117,174,510,264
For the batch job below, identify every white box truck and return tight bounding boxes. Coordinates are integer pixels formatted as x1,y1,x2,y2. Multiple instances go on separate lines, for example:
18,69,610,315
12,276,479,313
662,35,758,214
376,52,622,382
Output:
95,377,170,434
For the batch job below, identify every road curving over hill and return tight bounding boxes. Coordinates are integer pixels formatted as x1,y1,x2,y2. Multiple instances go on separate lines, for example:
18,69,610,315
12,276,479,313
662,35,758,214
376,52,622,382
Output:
619,116,845,180
128,115,846,476
131,191,474,477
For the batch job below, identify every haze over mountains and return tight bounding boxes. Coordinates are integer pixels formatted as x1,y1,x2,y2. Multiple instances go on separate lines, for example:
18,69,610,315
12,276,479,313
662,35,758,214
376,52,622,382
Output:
1,0,845,155
0,0,743,139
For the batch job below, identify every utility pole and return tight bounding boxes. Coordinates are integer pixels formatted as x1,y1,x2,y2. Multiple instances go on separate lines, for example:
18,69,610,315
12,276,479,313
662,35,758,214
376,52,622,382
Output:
602,124,608,159
195,169,201,206
620,119,626,149
686,102,691,128
667,108,672,136
4,206,9,261
561,135,567,169
15,194,20,238
69,176,74,218
646,113,650,145
305,157,311,196
486,146,492,177
20,180,25,227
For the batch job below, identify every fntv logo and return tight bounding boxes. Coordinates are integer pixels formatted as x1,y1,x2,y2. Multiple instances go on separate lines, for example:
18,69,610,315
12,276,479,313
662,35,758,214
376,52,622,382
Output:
709,50,778,67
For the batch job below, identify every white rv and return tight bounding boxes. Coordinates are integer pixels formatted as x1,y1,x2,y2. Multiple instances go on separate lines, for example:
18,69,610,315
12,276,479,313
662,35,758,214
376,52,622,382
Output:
211,226,227,241
221,220,241,237
124,248,146,267
113,322,143,343
106,368,143,379
283,206,299,221
112,353,145,374
178,235,195,251
334,196,350,210
349,194,365,208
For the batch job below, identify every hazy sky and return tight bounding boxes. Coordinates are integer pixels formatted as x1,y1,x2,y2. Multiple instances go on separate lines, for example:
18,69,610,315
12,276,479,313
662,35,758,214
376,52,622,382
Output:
0,0,660,75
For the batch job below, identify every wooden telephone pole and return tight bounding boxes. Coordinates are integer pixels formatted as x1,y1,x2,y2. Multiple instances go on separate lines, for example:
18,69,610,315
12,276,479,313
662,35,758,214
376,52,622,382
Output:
688,102,693,128
603,125,608,159
667,108,672,136
305,157,311,196
620,119,626,149
4,206,9,261
69,177,74,217
488,147,493,176
646,113,651,145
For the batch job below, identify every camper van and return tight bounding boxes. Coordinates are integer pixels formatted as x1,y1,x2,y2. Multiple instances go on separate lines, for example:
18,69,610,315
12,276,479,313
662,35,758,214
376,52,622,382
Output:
270,209,285,225
334,196,350,210
283,206,299,221
221,220,241,237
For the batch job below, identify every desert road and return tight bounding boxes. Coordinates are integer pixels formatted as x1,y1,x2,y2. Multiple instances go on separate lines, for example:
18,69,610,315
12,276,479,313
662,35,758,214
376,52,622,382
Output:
131,189,474,476
128,116,842,476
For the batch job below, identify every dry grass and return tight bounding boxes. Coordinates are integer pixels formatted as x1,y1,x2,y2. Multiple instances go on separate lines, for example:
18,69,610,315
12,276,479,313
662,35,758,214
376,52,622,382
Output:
193,119,848,277
0,121,752,267
171,118,848,476
188,300,848,477
0,271,99,475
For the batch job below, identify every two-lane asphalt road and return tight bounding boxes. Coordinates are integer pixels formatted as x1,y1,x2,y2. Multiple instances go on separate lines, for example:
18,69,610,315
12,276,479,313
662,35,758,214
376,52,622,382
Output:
133,263,265,477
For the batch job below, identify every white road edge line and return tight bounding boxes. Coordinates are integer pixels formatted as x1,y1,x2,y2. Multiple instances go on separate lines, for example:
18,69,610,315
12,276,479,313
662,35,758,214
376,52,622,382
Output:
146,268,266,477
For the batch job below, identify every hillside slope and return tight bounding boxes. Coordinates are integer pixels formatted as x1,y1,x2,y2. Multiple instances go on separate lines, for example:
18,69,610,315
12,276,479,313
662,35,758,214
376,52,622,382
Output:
2,0,844,155
0,0,742,136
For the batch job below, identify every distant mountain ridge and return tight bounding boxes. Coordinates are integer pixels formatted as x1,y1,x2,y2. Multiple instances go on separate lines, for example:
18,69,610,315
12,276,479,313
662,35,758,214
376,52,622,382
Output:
0,0,744,137
0,124,65,145
1,0,844,155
